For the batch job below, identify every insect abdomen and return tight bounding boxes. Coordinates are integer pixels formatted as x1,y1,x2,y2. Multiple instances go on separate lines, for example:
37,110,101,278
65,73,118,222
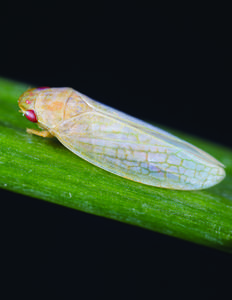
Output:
54,111,225,190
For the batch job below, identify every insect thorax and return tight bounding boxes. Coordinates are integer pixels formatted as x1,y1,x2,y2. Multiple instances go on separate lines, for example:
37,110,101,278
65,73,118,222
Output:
35,88,93,129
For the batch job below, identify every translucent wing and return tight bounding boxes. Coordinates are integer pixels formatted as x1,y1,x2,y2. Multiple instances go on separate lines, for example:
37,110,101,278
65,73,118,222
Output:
75,91,224,168
54,109,225,190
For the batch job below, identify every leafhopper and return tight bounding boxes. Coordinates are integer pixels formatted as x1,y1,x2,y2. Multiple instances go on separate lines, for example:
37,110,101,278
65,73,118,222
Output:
18,87,225,190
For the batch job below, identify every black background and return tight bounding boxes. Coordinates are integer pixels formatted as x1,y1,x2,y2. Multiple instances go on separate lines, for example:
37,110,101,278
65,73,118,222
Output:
0,3,232,299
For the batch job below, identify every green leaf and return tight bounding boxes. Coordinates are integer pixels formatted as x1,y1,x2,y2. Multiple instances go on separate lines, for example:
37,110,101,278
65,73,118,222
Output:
1,77,232,253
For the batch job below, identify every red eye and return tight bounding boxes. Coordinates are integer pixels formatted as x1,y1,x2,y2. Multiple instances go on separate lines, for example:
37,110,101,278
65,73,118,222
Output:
37,86,50,90
25,110,38,123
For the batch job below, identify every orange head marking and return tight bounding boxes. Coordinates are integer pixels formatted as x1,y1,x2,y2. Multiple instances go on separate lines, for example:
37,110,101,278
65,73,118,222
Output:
18,87,50,113
46,101,64,111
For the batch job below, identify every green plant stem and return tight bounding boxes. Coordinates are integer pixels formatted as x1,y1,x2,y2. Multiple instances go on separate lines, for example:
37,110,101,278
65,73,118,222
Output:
0,77,232,253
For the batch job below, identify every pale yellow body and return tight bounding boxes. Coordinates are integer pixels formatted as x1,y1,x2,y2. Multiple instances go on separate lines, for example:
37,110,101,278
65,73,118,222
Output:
18,87,225,190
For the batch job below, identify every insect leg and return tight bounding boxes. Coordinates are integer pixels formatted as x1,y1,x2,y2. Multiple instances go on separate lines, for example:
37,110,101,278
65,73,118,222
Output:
26,128,54,138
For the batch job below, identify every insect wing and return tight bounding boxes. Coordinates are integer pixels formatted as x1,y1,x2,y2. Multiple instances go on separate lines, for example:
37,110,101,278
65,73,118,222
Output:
54,110,225,190
75,91,224,168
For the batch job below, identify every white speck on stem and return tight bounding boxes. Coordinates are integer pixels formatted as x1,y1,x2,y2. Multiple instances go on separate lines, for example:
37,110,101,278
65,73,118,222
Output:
69,192,72,198
4,184,7,187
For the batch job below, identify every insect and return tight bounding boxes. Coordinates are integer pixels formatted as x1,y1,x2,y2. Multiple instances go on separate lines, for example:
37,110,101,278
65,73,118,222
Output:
18,87,225,190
